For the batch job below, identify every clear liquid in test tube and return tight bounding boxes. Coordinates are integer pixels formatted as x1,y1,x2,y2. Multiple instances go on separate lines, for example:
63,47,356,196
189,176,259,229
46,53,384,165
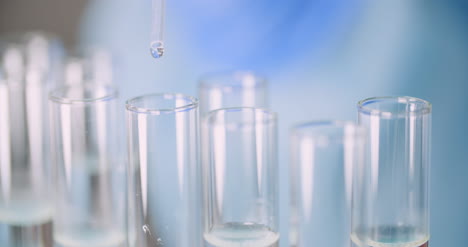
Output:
150,0,165,59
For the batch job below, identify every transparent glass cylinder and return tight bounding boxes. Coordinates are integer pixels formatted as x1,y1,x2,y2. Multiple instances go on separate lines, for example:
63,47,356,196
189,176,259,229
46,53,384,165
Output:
352,96,431,247
289,121,366,247
49,84,126,247
204,107,279,247
199,71,270,245
0,33,61,247
126,94,202,247
198,71,269,116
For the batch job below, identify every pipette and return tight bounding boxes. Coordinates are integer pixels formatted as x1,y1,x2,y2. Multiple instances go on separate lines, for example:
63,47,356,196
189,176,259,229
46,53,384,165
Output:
150,0,165,59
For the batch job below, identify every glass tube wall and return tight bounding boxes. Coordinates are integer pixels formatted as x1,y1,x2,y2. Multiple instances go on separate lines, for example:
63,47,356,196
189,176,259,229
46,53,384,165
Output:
49,84,126,247
126,94,202,247
352,96,431,247
204,107,279,247
290,121,366,247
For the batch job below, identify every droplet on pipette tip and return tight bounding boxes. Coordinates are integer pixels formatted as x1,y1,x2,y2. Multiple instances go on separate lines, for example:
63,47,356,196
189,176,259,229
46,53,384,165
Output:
150,41,164,59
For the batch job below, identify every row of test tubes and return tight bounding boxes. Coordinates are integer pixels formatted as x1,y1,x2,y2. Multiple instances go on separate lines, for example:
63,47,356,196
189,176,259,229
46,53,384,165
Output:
0,33,431,247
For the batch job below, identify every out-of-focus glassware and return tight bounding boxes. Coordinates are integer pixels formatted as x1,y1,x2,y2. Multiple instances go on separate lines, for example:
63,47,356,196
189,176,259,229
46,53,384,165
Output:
289,121,365,247
203,107,279,247
0,32,63,247
126,93,202,246
64,49,113,86
49,84,126,247
352,96,431,247
198,71,268,116
22,32,64,82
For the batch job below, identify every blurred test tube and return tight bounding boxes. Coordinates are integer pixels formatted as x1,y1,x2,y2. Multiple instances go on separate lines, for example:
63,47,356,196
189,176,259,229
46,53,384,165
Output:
0,31,63,247
64,49,113,86
198,71,269,116
289,121,365,247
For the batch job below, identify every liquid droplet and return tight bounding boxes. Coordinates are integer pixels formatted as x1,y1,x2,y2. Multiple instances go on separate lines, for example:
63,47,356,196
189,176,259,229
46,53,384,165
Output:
156,237,164,245
150,41,164,59
142,225,150,233
142,224,160,245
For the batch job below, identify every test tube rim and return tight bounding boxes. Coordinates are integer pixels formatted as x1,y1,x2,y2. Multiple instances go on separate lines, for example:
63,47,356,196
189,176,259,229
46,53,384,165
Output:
198,70,267,89
125,93,198,115
205,106,277,127
358,96,432,118
49,83,118,105
290,120,366,143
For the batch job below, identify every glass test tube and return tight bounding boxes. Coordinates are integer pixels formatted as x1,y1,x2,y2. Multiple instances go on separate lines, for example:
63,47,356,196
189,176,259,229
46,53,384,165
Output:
126,94,202,247
0,33,62,247
199,71,270,246
289,121,365,247
198,71,269,116
49,84,126,247
150,0,165,58
204,107,279,247
352,97,431,247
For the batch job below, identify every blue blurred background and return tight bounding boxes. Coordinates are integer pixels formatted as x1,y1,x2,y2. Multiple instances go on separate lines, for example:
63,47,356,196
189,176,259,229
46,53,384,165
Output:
1,0,467,246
